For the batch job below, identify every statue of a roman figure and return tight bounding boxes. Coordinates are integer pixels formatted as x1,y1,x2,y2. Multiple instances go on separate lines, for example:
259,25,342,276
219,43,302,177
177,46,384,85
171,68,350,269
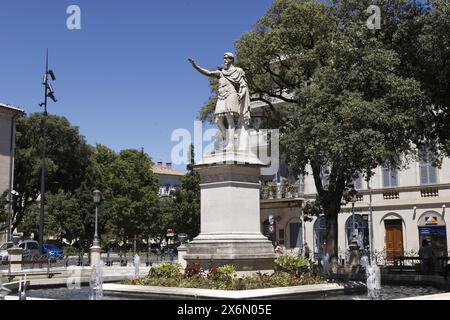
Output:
188,52,251,151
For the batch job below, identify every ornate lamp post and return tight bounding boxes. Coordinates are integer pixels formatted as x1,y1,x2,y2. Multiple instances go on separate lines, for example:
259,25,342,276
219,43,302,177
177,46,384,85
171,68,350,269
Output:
347,186,360,267
91,190,102,265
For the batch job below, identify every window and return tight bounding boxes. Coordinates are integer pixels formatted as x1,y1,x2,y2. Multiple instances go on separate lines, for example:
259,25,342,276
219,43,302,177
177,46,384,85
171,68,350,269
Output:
353,172,363,190
345,214,369,252
27,242,38,250
382,167,398,188
313,216,327,258
419,148,438,185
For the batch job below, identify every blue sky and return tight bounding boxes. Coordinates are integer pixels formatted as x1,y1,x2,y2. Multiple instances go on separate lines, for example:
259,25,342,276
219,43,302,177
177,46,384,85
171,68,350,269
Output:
0,0,274,170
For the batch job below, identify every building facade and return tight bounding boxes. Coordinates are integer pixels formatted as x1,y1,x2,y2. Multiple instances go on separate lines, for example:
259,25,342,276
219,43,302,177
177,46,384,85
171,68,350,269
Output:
259,153,450,263
0,103,24,244
252,100,450,263
152,161,186,197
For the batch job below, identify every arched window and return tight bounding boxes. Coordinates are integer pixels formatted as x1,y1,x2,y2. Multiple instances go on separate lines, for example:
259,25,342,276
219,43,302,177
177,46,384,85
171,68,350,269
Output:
313,216,327,259
345,214,369,252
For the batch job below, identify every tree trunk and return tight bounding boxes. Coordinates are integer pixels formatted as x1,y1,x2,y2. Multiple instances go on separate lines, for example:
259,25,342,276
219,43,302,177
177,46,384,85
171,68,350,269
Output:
325,206,340,272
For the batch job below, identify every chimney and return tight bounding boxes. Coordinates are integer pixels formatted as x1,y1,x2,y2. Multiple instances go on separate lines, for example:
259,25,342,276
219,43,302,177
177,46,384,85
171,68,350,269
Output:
157,161,163,167
166,162,172,169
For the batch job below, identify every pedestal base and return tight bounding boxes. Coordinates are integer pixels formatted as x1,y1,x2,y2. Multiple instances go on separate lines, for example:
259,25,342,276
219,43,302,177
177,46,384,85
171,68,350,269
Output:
185,234,275,271
185,151,275,271
177,245,188,270
349,242,361,267
7,247,23,272
90,245,101,266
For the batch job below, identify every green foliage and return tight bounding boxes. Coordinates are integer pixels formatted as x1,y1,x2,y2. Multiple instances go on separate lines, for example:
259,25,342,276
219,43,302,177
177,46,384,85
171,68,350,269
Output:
12,113,95,237
132,263,326,290
9,113,161,245
208,265,237,282
198,78,219,124
302,199,323,218
274,255,311,275
0,191,7,225
22,190,84,242
150,262,182,278
231,0,435,263
163,145,200,240
63,246,79,256
104,148,160,241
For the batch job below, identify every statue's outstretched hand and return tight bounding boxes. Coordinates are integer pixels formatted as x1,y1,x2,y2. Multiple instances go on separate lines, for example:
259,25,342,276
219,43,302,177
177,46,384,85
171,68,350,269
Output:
188,58,196,67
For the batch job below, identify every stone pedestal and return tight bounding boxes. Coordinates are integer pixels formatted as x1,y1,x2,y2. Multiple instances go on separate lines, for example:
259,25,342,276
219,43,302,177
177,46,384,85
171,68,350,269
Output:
184,151,276,271
7,247,23,272
90,245,102,266
348,241,361,267
177,245,188,270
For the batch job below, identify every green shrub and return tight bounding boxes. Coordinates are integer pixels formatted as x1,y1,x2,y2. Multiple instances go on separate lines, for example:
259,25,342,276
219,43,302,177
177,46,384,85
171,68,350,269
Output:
274,255,311,275
151,262,181,278
63,246,79,256
208,265,237,282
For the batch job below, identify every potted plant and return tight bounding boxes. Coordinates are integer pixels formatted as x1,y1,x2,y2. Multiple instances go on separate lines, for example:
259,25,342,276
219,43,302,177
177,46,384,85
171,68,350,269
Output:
267,182,277,199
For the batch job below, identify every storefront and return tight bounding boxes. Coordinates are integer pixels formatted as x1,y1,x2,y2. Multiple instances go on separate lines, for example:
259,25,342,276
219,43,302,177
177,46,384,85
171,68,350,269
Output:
417,211,448,258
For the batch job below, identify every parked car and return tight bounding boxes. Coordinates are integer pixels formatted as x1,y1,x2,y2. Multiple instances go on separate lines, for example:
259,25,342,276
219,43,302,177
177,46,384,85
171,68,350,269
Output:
42,244,64,259
44,240,67,249
19,240,40,258
0,242,14,261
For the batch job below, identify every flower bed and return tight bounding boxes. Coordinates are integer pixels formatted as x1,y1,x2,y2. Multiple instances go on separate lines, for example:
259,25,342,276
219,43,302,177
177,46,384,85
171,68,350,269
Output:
125,256,328,290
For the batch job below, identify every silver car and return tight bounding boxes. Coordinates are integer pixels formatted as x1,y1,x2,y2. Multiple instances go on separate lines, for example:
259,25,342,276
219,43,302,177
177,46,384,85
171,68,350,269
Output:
0,241,14,261
19,240,41,259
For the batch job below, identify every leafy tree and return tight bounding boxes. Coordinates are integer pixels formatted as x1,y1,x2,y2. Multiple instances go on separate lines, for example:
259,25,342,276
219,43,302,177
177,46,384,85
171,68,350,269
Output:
387,0,450,154
9,113,94,234
224,0,428,266
170,145,201,240
22,190,83,243
105,149,160,246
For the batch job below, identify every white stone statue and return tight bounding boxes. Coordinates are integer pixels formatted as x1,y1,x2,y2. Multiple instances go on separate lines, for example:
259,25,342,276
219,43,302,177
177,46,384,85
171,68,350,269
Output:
188,52,251,151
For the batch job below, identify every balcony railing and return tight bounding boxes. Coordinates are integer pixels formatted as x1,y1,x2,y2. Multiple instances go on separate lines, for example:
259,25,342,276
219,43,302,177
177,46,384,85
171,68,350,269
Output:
420,187,439,198
383,190,400,200
260,183,304,200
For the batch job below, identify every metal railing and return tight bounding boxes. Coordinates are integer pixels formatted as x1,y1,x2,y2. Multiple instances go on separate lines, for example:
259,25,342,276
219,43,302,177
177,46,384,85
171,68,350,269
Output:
260,183,304,200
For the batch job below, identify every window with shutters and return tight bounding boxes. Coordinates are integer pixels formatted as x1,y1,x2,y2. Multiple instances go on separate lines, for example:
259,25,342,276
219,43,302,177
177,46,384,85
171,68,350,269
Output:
419,147,438,185
382,167,398,188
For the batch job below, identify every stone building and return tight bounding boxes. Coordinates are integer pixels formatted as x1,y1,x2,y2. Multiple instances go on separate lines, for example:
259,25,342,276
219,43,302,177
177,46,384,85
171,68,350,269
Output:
0,102,24,244
152,161,186,197
253,102,450,263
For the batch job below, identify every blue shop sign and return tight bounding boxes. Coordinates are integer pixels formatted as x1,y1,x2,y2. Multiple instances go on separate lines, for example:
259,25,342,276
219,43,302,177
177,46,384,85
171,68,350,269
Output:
419,226,446,236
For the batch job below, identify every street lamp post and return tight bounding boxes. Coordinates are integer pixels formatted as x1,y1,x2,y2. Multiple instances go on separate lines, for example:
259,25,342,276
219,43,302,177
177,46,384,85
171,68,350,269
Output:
367,178,374,265
38,50,57,254
348,187,360,267
348,187,359,245
91,190,102,265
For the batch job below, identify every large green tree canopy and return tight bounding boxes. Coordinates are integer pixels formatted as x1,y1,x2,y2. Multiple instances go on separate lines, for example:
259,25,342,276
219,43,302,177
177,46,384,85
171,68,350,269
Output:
4,113,162,248
221,0,441,264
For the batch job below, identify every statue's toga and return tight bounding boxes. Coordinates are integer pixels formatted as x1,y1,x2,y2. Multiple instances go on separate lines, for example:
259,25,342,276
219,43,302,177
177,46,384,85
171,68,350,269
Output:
189,52,251,151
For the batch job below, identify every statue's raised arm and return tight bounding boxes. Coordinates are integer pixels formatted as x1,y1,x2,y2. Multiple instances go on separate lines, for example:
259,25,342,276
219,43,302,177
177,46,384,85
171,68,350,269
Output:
189,52,252,151
188,58,220,78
